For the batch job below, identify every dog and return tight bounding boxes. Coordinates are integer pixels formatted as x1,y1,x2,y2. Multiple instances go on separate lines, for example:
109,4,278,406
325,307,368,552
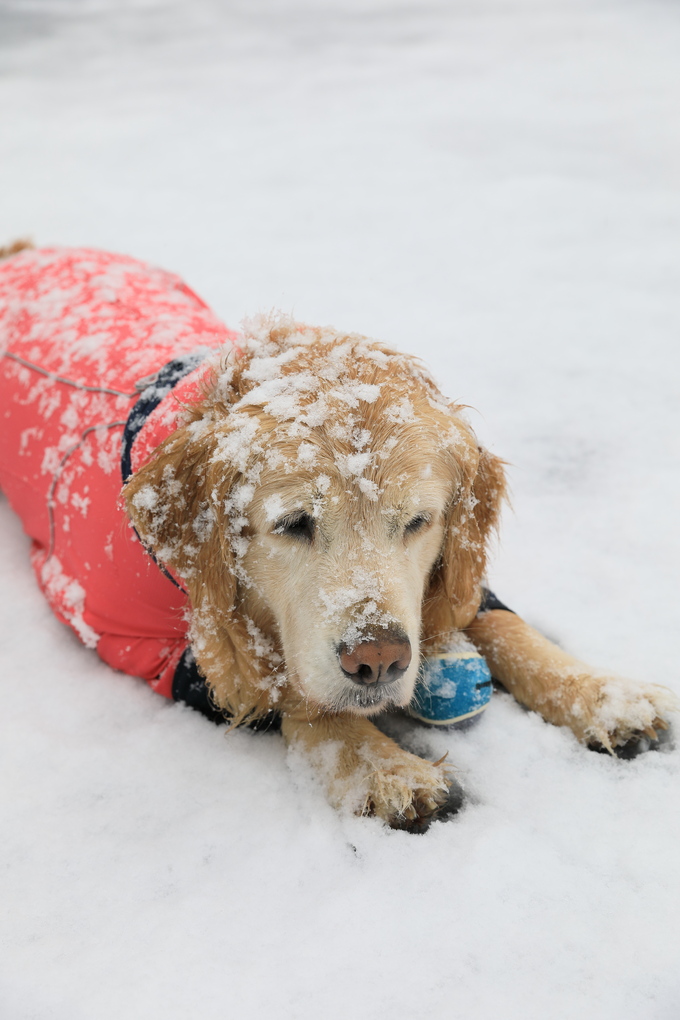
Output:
1,244,676,828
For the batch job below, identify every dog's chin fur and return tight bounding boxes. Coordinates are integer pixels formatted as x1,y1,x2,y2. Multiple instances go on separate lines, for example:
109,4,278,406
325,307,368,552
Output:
332,682,407,715
292,668,416,716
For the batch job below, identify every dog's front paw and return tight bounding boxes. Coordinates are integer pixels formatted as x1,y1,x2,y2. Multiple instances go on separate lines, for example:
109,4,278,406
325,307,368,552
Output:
565,674,679,752
335,748,451,830
283,713,454,831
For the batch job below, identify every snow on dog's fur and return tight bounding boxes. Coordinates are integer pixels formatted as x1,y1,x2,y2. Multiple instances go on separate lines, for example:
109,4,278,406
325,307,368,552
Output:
125,316,677,827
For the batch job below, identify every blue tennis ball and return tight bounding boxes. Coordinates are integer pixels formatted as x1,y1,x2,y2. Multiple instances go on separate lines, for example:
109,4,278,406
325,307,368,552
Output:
410,647,493,726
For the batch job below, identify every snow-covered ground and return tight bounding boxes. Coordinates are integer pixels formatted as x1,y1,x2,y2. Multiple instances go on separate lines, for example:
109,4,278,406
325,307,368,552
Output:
2,0,680,1016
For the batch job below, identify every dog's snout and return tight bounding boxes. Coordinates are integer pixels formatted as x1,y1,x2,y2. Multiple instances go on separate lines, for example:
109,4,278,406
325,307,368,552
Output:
338,632,412,685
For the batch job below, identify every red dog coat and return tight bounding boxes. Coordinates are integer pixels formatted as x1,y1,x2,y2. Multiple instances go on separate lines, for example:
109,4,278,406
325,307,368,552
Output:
0,248,238,698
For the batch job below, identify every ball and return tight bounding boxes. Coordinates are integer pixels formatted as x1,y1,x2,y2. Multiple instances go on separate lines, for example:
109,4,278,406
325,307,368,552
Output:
409,642,493,726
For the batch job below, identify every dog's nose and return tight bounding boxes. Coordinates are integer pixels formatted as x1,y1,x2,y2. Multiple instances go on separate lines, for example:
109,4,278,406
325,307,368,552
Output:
338,633,412,685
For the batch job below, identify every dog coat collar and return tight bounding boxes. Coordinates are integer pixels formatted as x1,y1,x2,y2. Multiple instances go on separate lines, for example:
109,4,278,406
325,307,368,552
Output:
121,349,212,483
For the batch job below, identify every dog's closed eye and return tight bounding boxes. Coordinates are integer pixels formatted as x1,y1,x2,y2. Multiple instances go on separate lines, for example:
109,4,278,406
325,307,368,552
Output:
404,513,431,537
274,512,315,542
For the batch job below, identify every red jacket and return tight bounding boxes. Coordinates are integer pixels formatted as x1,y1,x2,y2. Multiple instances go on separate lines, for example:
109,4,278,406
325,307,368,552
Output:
0,248,238,698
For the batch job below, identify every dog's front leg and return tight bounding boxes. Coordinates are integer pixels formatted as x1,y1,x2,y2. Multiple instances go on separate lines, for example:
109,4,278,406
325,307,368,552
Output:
281,705,450,827
465,609,678,750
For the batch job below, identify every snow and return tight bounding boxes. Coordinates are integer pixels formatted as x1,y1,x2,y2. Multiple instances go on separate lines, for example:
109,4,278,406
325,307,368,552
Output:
1,0,680,1017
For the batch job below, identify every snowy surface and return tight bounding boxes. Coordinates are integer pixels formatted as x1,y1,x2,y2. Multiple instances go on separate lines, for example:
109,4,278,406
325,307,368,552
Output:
2,0,680,1017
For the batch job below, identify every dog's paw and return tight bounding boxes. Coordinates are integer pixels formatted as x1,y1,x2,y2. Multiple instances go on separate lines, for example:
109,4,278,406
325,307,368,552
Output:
565,674,679,752
352,749,451,830
284,714,454,830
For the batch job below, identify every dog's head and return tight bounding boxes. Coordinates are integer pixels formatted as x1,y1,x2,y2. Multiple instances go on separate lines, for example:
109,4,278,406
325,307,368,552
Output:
124,318,505,719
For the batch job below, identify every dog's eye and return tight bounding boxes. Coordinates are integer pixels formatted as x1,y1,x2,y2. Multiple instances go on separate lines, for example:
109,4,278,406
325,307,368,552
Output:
274,513,315,542
404,513,430,536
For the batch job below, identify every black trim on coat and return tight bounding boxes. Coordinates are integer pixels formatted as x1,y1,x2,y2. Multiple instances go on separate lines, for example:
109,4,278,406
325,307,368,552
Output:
120,352,209,593
478,587,516,615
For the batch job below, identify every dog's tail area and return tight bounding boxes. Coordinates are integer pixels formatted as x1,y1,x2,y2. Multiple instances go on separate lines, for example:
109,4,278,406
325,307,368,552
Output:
0,238,34,260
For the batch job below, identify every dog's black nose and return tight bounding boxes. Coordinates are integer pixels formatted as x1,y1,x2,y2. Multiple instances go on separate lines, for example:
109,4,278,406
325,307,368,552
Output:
338,631,412,685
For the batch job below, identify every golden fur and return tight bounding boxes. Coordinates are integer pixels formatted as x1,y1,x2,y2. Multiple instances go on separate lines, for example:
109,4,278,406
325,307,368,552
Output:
0,238,33,261
124,319,677,827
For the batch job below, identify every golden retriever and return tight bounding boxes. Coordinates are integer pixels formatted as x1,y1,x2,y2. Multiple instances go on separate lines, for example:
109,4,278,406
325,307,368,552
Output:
124,316,677,827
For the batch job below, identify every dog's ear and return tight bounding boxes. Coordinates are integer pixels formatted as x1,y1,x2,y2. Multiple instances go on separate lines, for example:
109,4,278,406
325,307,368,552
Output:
123,421,222,583
421,446,506,649
123,418,277,723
